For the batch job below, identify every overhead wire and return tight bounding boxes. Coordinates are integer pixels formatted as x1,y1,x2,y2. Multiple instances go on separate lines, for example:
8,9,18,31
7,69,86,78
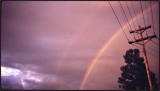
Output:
140,1,148,37
148,1,159,45
132,44,141,49
108,1,158,61
125,1,136,30
118,1,159,59
147,51,158,58
118,2,130,32
140,1,147,27
108,1,130,42
108,1,159,48
130,39,158,55
118,1,133,31
150,40,160,46
146,45,159,53
117,1,133,40
130,1,140,38
144,2,150,26
149,1,156,35
132,43,158,59
131,1,140,27
144,2,153,35
149,1,159,40
118,1,136,40
144,1,159,58
140,1,159,46
139,1,159,49
125,1,138,39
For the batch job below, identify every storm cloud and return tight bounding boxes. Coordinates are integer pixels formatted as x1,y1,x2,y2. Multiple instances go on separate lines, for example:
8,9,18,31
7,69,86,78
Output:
1,1,159,90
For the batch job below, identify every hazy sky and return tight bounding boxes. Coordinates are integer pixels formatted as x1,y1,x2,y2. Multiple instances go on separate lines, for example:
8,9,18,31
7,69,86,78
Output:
1,1,159,90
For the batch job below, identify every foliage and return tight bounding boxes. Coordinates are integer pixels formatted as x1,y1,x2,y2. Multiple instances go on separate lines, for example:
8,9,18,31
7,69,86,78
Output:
118,49,159,90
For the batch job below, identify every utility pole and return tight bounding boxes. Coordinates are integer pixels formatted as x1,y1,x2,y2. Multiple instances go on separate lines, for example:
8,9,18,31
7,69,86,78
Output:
128,25,156,90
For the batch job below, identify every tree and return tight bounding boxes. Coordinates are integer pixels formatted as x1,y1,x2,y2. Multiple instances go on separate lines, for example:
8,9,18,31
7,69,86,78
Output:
118,49,159,90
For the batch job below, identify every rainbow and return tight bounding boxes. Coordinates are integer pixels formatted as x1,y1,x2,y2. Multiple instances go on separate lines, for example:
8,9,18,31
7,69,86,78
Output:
80,2,158,90
55,13,97,75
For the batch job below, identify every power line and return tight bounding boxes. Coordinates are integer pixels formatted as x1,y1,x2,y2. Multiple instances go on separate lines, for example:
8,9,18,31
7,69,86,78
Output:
131,1,140,27
149,1,159,40
125,1,136,30
117,1,135,40
132,44,140,49
125,1,138,39
119,1,133,31
140,1,147,27
146,45,159,53
150,39,160,46
130,40,158,61
108,1,130,42
149,1,156,35
132,42,158,57
128,25,156,90
118,2,130,32
132,44,158,61
147,52,158,58
144,2,150,26
126,2,157,89
118,1,136,40
144,2,153,37
130,1,140,38
140,1,148,37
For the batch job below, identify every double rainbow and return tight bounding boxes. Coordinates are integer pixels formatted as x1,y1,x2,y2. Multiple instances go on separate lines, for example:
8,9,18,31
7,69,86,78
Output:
80,2,158,90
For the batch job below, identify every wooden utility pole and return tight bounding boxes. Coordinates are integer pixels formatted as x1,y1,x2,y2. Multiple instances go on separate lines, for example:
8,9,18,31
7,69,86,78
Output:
128,25,156,90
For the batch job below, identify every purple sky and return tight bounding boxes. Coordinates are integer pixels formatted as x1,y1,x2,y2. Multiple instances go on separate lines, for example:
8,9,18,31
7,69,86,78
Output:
1,1,159,90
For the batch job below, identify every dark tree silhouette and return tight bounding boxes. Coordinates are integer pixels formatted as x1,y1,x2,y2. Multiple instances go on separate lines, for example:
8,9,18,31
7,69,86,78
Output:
118,49,159,90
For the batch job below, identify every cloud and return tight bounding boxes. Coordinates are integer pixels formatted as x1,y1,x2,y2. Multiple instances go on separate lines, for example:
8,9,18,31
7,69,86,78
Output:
1,1,159,90
20,70,71,90
22,78,69,90
1,74,70,90
1,75,23,90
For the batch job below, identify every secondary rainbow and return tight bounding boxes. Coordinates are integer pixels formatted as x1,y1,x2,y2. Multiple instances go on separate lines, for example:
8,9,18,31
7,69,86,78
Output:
80,2,158,90
55,13,97,75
